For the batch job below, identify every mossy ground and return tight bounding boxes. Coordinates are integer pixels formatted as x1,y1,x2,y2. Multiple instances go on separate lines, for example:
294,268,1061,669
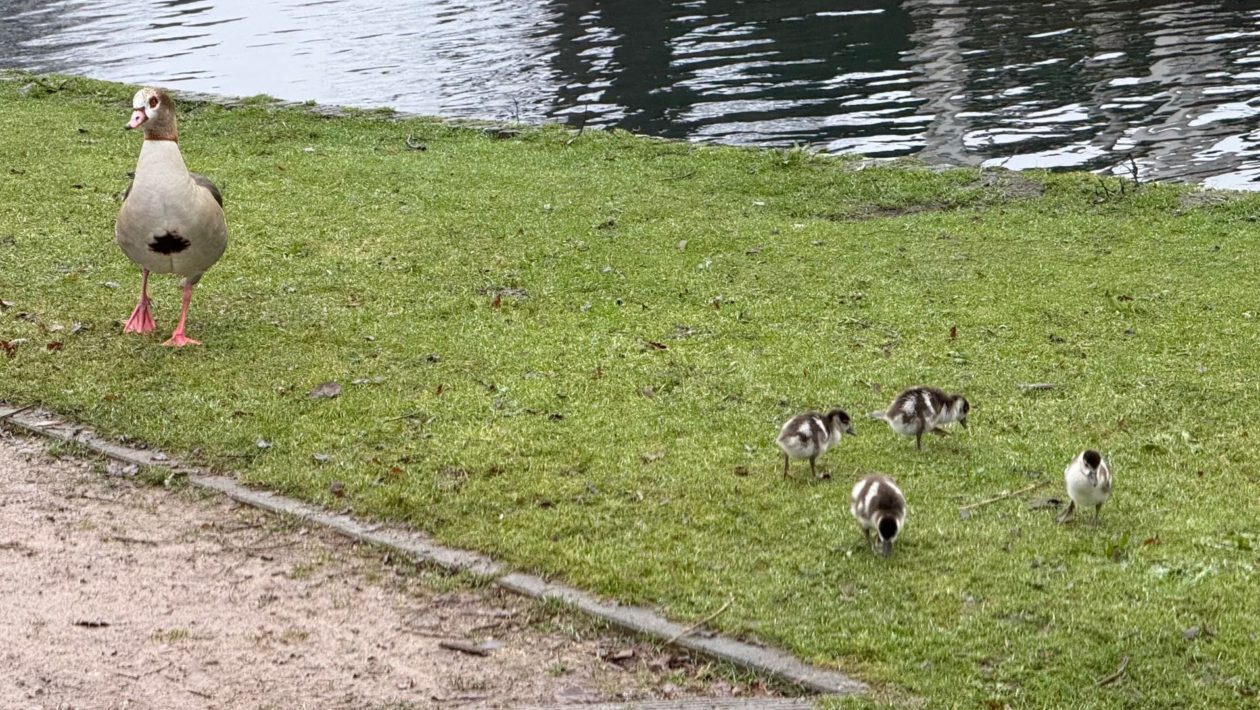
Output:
3,72,1259,707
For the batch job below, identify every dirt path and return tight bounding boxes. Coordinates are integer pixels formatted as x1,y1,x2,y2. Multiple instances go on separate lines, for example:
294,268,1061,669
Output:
0,430,782,709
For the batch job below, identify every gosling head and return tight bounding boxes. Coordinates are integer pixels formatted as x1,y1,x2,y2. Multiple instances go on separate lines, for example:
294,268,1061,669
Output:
876,515,900,557
1082,449,1103,484
950,395,971,429
824,408,856,437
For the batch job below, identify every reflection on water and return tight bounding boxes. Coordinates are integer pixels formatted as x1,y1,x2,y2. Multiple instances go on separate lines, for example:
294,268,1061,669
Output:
4,0,1260,188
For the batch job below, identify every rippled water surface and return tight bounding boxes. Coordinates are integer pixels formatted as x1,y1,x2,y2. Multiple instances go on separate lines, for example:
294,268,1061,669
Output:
5,0,1260,188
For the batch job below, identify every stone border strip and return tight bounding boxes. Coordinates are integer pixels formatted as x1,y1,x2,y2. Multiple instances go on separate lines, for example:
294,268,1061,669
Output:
1,403,866,697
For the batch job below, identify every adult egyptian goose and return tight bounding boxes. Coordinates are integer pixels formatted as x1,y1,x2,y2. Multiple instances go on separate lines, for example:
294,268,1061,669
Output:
115,87,227,346
1058,450,1113,525
775,408,855,478
850,473,906,557
869,386,970,450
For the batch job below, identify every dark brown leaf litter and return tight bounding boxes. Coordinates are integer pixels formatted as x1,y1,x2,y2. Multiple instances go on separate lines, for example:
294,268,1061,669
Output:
0,432,796,708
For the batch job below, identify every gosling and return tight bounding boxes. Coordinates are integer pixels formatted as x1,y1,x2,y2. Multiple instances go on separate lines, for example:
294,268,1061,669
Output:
850,474,906,557
870,386,970,450
1058,449,1112,525
776,409,855,479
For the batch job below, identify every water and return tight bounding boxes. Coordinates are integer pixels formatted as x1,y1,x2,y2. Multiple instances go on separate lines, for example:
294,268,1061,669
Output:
4,0,1260,189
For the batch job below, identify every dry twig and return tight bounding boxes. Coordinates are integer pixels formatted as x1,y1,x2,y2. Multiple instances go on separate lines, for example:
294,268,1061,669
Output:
667,598,733,643
0,404,35,421
1095,654,1131,687
107,535,160,546
959,480,1050,514
438,639,490,656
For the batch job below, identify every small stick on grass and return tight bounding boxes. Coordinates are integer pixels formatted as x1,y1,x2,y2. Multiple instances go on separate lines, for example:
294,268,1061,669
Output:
1095,654,1130,687
667,598,732,644
959,480,1050,515
1018,382,1056,391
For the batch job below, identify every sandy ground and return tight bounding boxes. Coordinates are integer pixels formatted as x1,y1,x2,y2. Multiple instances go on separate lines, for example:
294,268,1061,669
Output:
0,430,781,709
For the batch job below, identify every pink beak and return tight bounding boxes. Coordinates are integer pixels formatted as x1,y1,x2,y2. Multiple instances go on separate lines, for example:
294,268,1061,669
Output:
126,108,147,130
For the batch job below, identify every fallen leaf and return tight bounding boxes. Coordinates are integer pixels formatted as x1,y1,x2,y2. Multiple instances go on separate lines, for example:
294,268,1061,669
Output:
1143,535,1161,546
329,481,346,497
646,341,668,350
46,341,63,351
308,381,342,399
640,450,666,464
950,325,958,340
733,465,750,477
1,341,15,358
435,383,446,396
313,453,331,463
491,293,502,309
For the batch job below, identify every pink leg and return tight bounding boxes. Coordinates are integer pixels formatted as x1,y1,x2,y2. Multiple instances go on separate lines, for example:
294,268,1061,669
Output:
162,281,202,347
123,270,156,334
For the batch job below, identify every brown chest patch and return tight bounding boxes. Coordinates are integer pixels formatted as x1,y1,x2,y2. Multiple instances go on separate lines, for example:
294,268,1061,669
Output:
149,232,190,255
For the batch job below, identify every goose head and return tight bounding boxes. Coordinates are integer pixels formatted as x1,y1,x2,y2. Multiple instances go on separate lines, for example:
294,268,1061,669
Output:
126,87,178,139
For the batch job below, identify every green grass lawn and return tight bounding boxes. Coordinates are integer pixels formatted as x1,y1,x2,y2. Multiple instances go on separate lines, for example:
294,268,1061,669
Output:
3,72,1259,707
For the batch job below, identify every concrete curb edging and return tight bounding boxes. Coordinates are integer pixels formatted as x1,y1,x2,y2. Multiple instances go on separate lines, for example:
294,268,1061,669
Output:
1,403,867,697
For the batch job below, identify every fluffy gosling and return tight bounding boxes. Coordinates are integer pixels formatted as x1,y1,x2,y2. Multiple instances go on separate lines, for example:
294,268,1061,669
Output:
775,409,855,479
1058,449,1112,525
850,474,906,557
869,386,970,450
